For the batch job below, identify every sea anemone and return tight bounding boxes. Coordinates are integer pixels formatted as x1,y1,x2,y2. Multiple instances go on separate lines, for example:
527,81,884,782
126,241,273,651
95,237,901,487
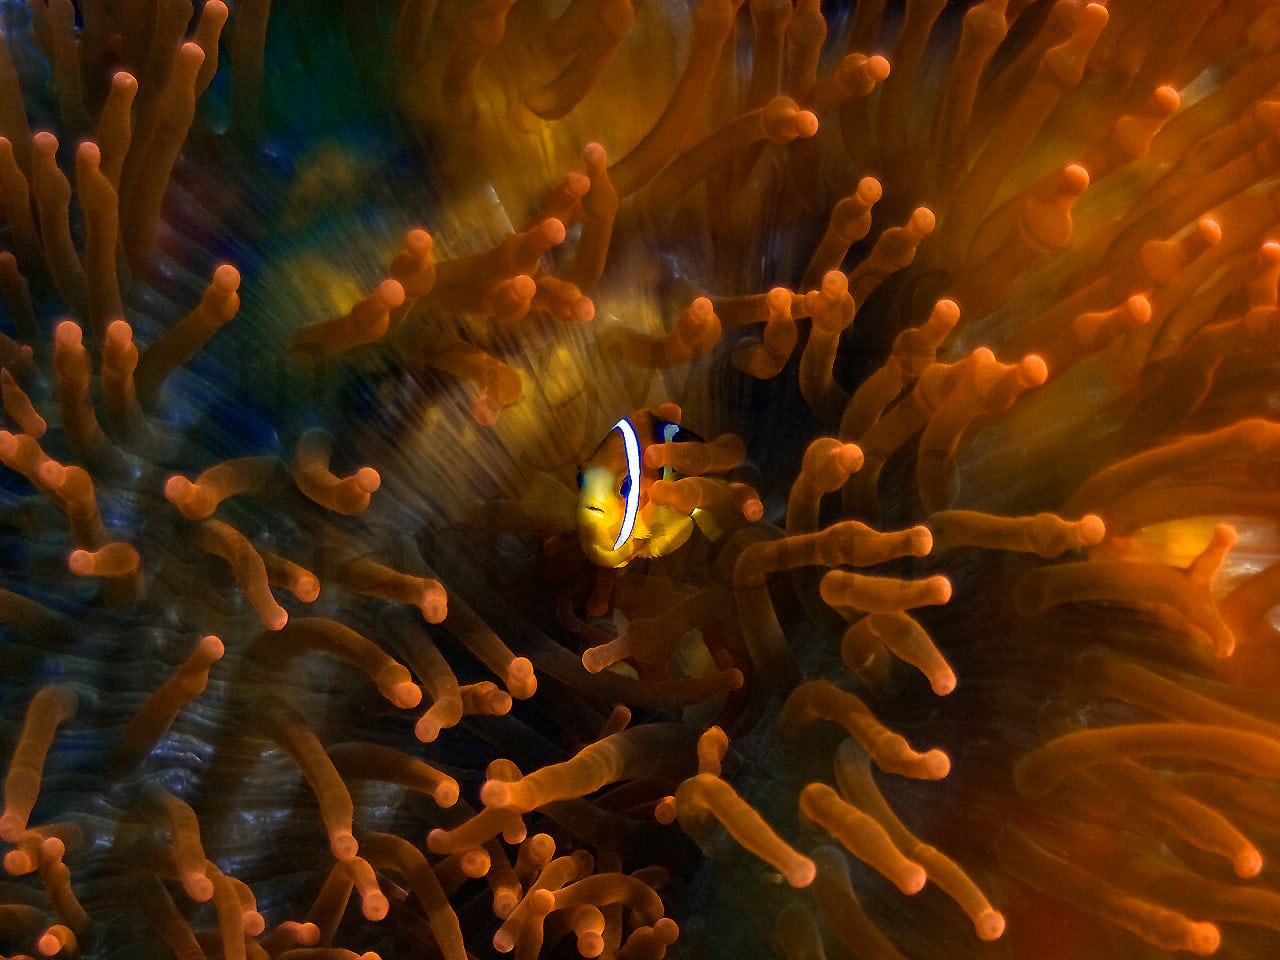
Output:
2,1,1280,958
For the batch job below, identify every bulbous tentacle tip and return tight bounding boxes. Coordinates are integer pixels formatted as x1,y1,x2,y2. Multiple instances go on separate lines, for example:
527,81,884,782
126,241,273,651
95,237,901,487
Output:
37,924,76,957
572,295,595,323
163,474,211,519
405,227,433,255
0,813,23,844
110,70,139,93
562,170,590,199
480,779,512,809
652,917,679,943
103,316,132,345
388,681,423,710
33,130,59,153
787,858,817,888
735,487,764,521
541,216,567,247
331,830,358,861
820,270,847,298
425,827,448,854
584,141,607,165
655,796,677,825
909,206,937,236
686,295,715,325
975,909,1006,942
413,715,439,743
67,543,140,578
212,263,241,291
435,781,460,809
419,593,447,624
1234,847,1263,879
835,442,864,475
1019,353,1049,387
1188,922,1221,956
354,466,381,494
921,748,951,779
75,140,100,167
509,273,538,301
376,277,405,308
186,873,214,903
932,670,958,697
1061,161,1090,191
460,846,491,877
3,848,34,875
1077,514,1106,545
53,319,82,349
506,656,536,699
1127,293,1153,324
909,524,933,556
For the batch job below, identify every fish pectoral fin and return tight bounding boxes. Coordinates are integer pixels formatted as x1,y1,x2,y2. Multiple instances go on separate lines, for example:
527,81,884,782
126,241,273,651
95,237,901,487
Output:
517,471,579,531
638,509,696,558
690,506,724,543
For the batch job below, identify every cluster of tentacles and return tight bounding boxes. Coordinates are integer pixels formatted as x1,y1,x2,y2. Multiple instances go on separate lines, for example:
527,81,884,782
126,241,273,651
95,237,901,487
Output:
2,1,1280,960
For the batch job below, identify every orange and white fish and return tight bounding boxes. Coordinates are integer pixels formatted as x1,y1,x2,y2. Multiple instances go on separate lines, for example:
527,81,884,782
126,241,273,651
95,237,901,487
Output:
576,410,706,568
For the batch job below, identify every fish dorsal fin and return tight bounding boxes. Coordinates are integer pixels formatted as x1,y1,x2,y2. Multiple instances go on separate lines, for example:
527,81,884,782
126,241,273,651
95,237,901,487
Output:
657,420,704,445
656,419,704,481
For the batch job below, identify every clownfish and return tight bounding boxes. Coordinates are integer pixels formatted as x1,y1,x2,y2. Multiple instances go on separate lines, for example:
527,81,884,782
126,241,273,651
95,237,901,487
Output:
576,410,707,568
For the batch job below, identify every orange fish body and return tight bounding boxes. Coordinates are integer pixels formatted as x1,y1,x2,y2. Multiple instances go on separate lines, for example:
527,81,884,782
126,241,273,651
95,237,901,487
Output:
576,410,699,568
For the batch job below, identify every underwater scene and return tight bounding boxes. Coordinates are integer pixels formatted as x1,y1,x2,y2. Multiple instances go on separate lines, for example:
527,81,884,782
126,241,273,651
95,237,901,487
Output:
2,1,1280,958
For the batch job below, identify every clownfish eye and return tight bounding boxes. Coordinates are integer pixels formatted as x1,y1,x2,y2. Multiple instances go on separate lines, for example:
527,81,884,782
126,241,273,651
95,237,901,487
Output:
576,471,584,489
619,476,631,498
